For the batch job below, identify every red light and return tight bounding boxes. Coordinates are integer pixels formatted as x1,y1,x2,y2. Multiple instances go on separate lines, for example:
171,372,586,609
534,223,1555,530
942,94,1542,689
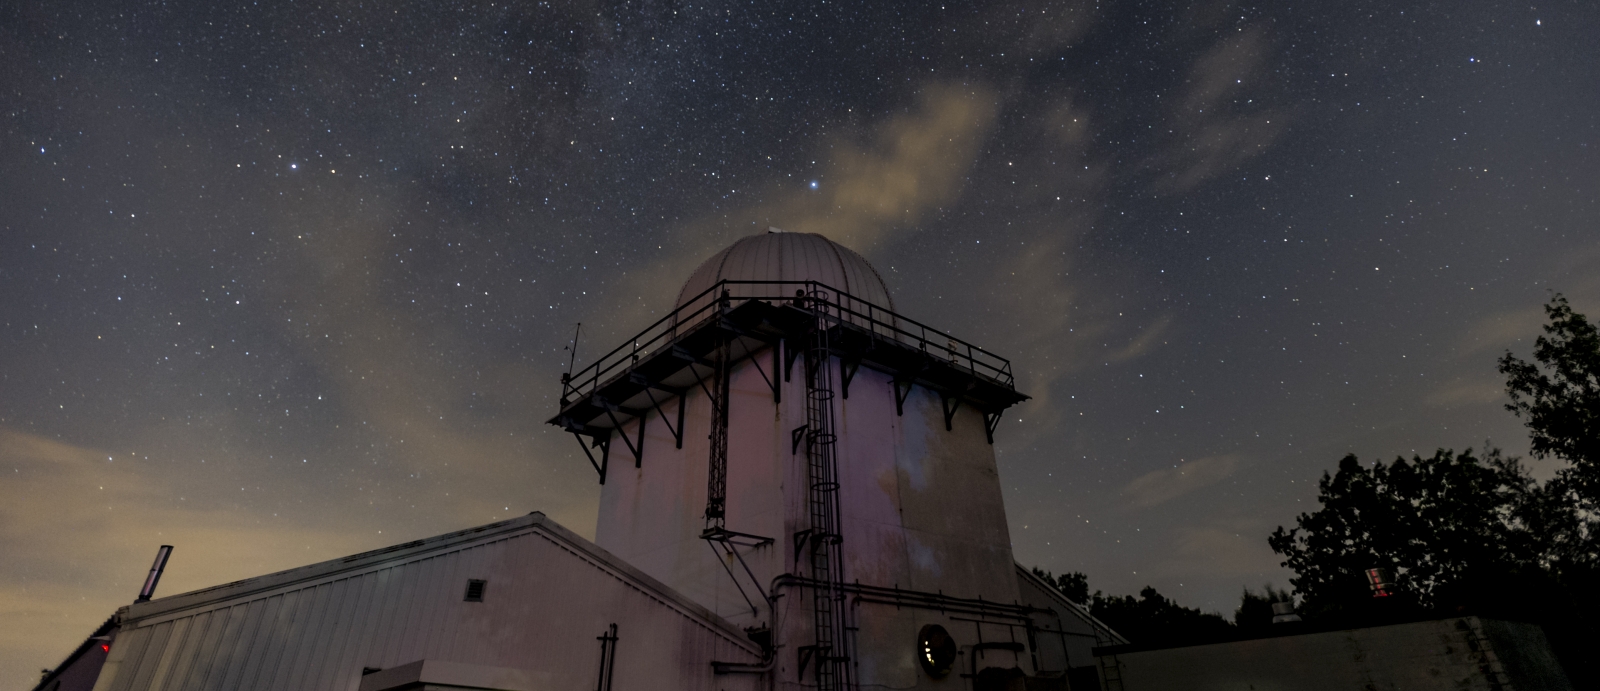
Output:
101,644,110,652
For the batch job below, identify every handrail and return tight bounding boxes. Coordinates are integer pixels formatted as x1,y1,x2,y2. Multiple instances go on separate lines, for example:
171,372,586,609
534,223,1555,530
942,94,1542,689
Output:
559,280,1015,403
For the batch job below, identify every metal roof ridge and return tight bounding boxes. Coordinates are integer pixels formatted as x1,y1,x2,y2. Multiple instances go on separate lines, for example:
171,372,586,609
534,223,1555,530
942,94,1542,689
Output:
530,516,763,652
111,513,761,655
1014,562,1129,645
119,513,546,622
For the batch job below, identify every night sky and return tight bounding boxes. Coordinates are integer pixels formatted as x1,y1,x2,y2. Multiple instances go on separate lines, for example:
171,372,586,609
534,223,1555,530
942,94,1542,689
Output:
4,0,1597,684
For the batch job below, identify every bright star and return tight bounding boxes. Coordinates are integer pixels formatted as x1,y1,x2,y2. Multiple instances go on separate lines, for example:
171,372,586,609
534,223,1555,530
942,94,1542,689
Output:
289,163,298,170
809,180,819,189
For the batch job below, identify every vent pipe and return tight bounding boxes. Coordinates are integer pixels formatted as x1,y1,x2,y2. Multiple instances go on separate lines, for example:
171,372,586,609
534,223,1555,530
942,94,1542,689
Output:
135,545,173,603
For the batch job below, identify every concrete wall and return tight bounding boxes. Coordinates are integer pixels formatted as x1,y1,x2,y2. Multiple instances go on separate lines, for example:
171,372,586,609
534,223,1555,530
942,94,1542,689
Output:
594,347,1029,690
89,514,762,691
593,348,789,629
1099,616,1571,691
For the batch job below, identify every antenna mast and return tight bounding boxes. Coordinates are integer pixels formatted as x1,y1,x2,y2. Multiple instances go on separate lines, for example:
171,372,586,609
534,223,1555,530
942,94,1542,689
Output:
564,323,583,379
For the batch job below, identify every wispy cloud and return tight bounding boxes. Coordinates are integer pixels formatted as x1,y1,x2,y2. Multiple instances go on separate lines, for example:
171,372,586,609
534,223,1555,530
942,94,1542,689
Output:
1425,378,1508,409
738,83,1001,252
1149,25,1289,192
1120,454,1243,509
595,82,1003,333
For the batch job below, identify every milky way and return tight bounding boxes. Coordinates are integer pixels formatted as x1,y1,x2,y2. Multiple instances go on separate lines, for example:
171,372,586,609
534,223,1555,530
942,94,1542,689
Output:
3,1,1597,684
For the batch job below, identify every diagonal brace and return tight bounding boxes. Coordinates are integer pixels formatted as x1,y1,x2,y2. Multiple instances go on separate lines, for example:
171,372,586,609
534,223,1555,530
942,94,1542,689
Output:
941,395,963,432
574,432,611,484
599,400,644,467
839,358,860,400
747,344,782,404
640,385,685,449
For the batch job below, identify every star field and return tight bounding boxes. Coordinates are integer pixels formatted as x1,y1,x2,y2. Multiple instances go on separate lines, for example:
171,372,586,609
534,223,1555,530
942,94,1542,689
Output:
3,0,1598,685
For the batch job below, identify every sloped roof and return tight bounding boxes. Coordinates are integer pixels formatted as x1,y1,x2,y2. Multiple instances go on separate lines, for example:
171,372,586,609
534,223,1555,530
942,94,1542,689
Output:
118,512,756,647
1014,563,1129,646
93,513,762,691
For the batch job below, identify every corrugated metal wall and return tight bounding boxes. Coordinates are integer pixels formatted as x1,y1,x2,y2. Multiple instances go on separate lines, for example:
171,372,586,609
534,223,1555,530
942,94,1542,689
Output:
95,520,762,691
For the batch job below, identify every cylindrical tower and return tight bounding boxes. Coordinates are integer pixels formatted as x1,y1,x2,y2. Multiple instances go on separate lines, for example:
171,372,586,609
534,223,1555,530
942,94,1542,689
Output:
551,229,1032,690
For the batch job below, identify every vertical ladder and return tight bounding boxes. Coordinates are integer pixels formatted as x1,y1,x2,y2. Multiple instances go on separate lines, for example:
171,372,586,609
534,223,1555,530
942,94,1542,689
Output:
704,294,731,529
804,286,851,691
1093,618,1124,691
1097,654,1125,691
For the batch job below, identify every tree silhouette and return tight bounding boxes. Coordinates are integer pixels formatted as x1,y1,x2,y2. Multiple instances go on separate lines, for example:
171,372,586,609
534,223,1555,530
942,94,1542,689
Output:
1499,294,1600,505
1234,584,1295,629
1031,568,1233,644
1267,448,1538,615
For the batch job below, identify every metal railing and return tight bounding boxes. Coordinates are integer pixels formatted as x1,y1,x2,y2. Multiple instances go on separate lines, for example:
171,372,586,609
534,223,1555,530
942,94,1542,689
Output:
559,280,1015,404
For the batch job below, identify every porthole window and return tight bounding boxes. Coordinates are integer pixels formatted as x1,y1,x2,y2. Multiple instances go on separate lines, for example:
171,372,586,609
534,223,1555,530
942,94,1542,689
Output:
917,624,957,678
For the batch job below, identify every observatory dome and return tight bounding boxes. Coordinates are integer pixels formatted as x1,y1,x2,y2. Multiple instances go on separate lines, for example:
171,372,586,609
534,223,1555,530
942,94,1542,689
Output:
675,228,895,311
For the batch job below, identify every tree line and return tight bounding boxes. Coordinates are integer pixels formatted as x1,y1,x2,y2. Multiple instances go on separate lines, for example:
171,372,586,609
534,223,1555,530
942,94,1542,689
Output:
1036,294,1598,683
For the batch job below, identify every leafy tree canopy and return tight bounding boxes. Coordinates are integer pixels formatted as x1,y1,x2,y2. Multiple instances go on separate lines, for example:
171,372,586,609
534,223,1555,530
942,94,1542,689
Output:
1499,294,1600,504
1032,568,1088,603
1268,448,1543,615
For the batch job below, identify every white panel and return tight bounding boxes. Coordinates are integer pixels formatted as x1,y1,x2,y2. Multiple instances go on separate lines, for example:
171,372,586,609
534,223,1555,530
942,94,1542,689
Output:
260,589,308,690
212,598,268,689
307,577,361,691
337,571,383,686
104,624,152,691
228,595,281,691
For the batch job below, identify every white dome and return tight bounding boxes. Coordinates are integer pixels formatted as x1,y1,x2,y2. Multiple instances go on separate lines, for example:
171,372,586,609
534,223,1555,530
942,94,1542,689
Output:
675,229,894,311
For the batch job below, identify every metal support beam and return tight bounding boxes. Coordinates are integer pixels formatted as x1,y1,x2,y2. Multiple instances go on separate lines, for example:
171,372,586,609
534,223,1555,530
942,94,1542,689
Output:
594,623,618,691
785,338,803,382
640,385,684,450
791,425,809,455
941,395,963,432
599,402,644,468
574,432,611,484
793,528,814,567
893,379,913,416
634,411,646,466
983,412,1002,445
703,526,775,619
774,340,784,403
748,344,781,404
707,540,761,618
839,358,860,400
677,390,686,449
671,345,716,368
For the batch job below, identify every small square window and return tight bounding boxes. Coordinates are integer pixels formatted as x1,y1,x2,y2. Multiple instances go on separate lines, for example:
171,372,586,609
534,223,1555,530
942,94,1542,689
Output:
464,579,487,602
